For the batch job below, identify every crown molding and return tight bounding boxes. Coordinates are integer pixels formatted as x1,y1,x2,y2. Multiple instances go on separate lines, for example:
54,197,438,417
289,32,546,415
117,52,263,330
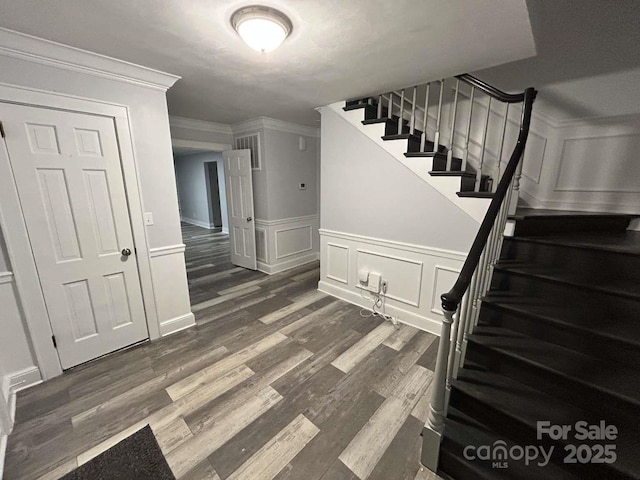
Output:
0,28,180,91
232,116,320,137
169,115,233,135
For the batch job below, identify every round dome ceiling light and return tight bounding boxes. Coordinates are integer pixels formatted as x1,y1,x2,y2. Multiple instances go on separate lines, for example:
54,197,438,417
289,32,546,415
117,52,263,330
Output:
231,5,292,53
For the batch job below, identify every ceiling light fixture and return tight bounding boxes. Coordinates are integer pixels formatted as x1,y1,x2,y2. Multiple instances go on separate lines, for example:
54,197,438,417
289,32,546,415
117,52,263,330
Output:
231,5,292,53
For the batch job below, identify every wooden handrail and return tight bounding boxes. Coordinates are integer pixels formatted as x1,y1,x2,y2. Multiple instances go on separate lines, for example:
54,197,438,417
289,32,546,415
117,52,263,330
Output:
456,73,526,104
441,86,537,312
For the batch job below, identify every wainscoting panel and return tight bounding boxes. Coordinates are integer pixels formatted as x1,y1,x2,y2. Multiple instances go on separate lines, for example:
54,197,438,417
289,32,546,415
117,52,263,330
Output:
356,249,423,307
319,230,466,335
275,225,312,259
430,265,462,316
555,133,640,193
255,214,319,275
326,243,349,284
516,112,640,214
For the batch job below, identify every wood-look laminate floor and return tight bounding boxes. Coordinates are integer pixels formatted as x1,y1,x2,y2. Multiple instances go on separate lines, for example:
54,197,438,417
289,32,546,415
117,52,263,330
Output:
4,223,441,480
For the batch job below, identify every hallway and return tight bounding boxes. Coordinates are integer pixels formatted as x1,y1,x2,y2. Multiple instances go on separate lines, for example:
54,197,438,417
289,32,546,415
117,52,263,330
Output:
3,223,440,480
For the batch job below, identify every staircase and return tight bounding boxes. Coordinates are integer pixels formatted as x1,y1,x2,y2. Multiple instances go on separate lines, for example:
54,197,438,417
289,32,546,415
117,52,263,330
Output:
344,98,493,196
440,210,640,479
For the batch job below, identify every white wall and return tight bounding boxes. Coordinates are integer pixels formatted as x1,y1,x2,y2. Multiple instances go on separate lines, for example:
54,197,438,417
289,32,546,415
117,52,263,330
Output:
231,119,321,274
0,30,194,389
516,112,640,214
174,151,228,231
318,106,480,333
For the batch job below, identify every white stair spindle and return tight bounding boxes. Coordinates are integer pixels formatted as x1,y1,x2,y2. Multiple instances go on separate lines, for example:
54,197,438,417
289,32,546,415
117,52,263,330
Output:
420,83,431,152
410,86,417,135
475,96,492,192
495,103,509,191
398,89,406,134
462,87,475,172
377,95,383,119
447,79,460,171
433,80,444,152
387,92,393,120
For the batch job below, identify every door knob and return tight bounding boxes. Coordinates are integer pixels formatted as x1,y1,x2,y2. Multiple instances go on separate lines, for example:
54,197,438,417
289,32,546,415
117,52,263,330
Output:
246,217,253,222
121,248,132,256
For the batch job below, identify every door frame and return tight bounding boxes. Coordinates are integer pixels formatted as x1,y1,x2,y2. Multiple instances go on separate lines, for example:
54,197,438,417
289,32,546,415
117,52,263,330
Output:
0,82,159,380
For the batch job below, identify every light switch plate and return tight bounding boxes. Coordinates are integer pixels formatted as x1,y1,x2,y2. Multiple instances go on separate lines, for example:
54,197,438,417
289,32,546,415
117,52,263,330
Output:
144,212,154,226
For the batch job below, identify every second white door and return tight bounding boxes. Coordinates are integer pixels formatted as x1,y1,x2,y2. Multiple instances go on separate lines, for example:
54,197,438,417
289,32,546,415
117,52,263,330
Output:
0,103,148,369
223,149,257,270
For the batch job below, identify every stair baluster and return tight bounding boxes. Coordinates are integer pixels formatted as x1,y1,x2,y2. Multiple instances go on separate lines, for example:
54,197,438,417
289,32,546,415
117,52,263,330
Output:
420,82,431,152
398,89,405,134
433,80,444,153
410,86,417,136
446,79,460,171
475,96,492,192
461,87,475,172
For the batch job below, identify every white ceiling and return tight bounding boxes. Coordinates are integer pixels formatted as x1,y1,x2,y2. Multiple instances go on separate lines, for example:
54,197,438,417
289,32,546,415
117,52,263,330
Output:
0,0,535,126
474,0,640,120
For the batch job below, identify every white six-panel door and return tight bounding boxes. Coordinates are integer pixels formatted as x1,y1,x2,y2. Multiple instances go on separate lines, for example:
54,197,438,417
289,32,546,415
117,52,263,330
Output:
223,149,257,270
0,103,148,369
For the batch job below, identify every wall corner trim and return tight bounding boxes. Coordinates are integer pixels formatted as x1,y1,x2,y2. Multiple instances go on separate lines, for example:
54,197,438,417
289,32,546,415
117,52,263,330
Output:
0,28,180,91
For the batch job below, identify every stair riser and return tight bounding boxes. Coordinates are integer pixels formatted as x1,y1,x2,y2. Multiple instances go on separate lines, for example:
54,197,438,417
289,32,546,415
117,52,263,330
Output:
465,340,639,423
432,155,463,172
514,216,631,236
500,239,640,283
460,175,490,192
490,269,640,307
478,305,640,368
449,387,628,480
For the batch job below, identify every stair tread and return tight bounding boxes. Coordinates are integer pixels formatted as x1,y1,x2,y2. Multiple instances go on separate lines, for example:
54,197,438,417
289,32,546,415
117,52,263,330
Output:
381,133,421,141
404,151,447,158
513,231,640,257
452,366,640,477
456,191,493,198
511,208,635,220
468,325,640,408
429,171,487,179
442,407,579,480
482,294,640,347
493,262,640,300
343,103,371,111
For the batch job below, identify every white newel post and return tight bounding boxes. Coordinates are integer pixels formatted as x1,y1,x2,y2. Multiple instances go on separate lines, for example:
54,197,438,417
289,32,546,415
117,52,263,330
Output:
422,308,456,472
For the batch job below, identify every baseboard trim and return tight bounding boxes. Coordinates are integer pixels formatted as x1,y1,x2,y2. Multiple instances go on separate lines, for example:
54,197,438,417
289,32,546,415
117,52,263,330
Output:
318,281,442,337
159,312,196,336
257,252,319,275
180,216,219,230
9,366,42,392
